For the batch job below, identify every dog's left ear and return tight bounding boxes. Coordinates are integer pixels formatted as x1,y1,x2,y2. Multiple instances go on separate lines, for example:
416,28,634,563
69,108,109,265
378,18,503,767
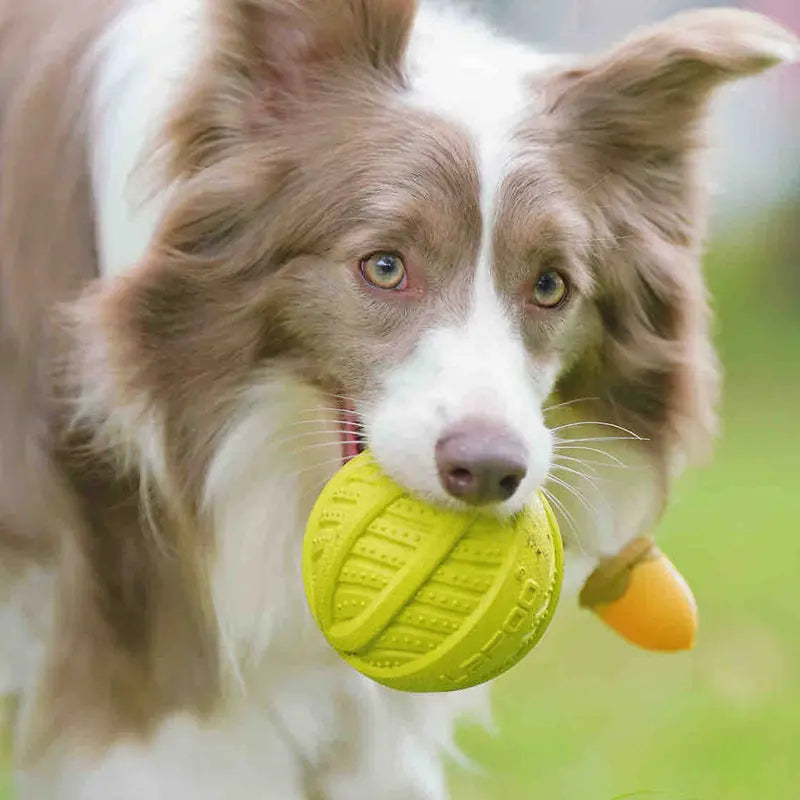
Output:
541,10,797,481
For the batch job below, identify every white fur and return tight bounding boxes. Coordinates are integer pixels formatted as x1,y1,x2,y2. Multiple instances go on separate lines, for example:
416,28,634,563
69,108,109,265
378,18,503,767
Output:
407,6,561,214
0,563,53,695
18,654,489,800
545,434,663,594
202,375,341,682
408,8,559,177
17,708,305,800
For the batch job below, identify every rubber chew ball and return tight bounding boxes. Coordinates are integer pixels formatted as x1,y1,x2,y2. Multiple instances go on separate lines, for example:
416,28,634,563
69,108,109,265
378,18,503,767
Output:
579,536,698,652
302,451,563,692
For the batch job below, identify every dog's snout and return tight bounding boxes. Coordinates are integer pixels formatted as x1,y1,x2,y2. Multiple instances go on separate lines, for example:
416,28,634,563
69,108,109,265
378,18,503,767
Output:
435,424,528,505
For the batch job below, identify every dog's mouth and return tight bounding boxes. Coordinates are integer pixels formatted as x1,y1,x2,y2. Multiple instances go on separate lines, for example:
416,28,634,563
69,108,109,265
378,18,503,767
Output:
339,403,367,464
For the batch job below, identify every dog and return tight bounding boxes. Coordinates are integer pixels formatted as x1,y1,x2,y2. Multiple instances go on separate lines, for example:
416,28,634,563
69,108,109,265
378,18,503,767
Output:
0,0,796,797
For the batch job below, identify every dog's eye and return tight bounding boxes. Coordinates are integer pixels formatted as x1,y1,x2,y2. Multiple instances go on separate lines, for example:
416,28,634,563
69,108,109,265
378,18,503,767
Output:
360,252,407,290
531,270,568,308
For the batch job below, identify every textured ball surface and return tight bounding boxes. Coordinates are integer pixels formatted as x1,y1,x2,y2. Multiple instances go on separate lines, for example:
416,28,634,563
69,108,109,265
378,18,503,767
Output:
302,451,563,692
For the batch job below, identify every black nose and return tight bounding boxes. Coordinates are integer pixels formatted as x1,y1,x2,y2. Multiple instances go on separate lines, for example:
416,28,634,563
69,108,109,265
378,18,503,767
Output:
435,424,528,505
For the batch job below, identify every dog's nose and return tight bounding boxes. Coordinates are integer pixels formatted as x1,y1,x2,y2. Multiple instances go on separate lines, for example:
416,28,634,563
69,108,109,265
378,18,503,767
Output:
435,424,527,505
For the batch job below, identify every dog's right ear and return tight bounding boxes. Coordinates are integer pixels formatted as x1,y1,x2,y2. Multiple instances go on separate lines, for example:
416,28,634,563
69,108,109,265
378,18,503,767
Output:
167,0,416,174
542,8,798,156
536,9,797,556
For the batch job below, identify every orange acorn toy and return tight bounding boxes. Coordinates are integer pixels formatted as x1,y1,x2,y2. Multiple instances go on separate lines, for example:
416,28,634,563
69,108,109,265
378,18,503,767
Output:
579,536,697,652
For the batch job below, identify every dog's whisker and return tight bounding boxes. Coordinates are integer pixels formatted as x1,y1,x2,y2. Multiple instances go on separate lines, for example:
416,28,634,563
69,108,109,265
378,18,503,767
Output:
551,444,627,466
546,474,599,519
275,425,350,437
552,453,629,471
553,435,645,445
541,487,586,556
553,439,628,467
550,420,644,439
302,419,361,427
298,478,334,509
551,454,601,478
321,394,360,407
274,417,365,431
289,440,350,458
282,408,341,424
274,419,335,429
549,463,601,491
270,431,347,449
284,457,346,482
292,406,365,418
323,392,357,400
542,396,600,414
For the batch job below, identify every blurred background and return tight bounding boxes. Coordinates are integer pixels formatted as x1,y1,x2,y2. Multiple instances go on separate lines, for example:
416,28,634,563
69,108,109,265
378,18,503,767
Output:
445,1,800,799
1,1,797,798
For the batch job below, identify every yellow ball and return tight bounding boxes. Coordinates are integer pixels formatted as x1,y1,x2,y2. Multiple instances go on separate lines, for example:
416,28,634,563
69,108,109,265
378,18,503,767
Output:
302,451,563,692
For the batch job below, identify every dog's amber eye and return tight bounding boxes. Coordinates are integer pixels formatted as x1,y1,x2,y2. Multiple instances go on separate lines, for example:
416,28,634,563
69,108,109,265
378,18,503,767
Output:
360,252,407,290
531,270,568,308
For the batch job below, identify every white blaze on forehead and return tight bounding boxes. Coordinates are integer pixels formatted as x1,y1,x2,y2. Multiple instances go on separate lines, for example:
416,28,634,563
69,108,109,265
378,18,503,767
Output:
407,6,560,219
406,6,561,335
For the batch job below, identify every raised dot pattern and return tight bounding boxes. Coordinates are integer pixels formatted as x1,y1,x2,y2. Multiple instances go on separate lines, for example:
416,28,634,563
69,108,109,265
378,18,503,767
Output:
305,453,561,691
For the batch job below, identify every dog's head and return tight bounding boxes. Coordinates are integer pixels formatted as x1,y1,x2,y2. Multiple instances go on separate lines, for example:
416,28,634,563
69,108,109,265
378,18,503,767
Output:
75,1,797,567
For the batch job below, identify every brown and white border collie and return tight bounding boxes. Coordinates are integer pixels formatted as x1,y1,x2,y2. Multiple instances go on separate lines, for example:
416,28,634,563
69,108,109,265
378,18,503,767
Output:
0,0,796,797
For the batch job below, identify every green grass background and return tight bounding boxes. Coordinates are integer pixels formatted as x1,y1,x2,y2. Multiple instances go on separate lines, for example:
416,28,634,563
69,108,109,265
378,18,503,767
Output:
1,210,798,798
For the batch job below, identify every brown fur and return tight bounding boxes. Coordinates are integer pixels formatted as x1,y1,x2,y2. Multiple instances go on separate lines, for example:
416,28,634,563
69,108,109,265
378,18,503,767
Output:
0,0,226,763
0,0,118,562
0,0,130,758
